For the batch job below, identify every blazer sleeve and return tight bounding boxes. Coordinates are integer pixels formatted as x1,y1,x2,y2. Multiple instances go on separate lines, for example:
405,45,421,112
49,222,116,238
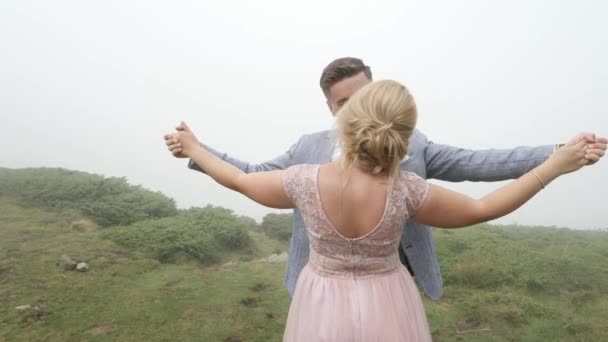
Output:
421,132,554,182
188,136,303,174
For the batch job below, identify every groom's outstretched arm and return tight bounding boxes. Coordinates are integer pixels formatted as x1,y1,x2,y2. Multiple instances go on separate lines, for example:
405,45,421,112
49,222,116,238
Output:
165,122,301,174
421,131,605,182
187,141,299,174
424,136,552,182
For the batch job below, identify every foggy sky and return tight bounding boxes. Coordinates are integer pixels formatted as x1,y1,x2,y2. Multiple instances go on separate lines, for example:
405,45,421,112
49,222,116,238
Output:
1,1,606,229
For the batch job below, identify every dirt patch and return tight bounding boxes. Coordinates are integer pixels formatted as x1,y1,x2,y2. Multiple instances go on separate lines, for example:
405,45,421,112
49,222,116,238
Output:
5,249,24,259
455,317,491,334
249,282,271,293
87,323,113,336
266,312,280,321
18,305,48,324
131,293,146,304
240,297,260,308
70,219,96,232
181,308,196,319
0,266,13,277
30,282,48,290
165,279,183,289
16,229,40,243
261,252,288,263
16,229,33,237
224,336,242,342
113,249,135,260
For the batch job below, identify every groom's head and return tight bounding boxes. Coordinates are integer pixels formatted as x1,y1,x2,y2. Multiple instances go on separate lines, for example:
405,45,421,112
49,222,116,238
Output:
320,57,373,116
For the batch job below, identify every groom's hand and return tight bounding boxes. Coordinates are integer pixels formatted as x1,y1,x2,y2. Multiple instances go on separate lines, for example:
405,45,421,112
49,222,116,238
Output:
562,132,607,164
164,132,186,158
588,136,608,164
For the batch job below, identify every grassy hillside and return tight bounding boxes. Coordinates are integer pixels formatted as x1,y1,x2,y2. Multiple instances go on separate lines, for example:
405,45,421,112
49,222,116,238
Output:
1,167,606,341
0,201,289,341
428,226,608,340
0,167,177,227
2,200,606,341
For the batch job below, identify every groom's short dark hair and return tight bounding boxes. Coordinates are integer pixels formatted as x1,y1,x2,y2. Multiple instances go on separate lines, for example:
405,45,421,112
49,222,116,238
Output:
320,57,373,97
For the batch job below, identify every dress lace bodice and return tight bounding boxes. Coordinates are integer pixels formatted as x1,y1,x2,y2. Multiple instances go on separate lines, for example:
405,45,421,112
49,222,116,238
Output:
282,165,429,279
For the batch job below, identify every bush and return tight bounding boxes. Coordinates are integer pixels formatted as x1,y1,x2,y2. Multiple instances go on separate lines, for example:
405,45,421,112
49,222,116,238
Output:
0,167,177,226
101,206,253,264
436,225,608,295
260,213,292,241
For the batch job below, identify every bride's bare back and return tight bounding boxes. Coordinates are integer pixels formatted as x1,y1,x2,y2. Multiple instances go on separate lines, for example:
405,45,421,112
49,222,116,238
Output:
318,162,392,239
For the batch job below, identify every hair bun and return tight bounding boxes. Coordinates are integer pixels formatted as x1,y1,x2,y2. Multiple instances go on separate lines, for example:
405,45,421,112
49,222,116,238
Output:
337,80,417,175
353,121,404,174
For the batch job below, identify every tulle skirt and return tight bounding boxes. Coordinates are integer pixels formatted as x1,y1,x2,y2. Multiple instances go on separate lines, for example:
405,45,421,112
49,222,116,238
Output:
283,264,432,342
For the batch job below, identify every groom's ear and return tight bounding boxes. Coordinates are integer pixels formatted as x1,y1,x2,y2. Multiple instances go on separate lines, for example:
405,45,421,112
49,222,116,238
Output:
327,100,335,116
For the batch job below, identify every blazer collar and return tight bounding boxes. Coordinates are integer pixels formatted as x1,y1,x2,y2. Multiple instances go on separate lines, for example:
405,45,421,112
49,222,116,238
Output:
320,130,337,163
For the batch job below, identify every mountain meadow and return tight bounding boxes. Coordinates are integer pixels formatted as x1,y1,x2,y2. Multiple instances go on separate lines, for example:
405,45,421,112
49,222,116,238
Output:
1,167,606,341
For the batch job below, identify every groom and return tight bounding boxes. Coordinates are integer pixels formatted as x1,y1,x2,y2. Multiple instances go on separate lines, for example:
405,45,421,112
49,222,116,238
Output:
164,57,606,300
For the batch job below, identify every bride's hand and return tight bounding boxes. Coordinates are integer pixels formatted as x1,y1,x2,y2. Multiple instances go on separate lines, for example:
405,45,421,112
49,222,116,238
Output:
564,132,607,164
173,122,201,157
548,140,590,175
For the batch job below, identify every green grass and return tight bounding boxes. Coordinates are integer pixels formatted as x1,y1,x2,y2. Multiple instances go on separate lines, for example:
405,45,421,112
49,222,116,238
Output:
426,226,608,341
1,201,607,341
0,201,289,341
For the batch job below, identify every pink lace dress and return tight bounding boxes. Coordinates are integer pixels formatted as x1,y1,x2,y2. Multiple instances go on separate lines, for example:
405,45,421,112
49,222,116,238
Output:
281,165,432,342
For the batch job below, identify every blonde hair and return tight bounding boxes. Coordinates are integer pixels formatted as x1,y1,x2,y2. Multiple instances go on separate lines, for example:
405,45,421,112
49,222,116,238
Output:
336,80,417,176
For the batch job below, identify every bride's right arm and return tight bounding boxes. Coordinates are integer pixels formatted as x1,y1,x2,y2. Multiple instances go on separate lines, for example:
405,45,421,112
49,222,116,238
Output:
413,140,591,228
